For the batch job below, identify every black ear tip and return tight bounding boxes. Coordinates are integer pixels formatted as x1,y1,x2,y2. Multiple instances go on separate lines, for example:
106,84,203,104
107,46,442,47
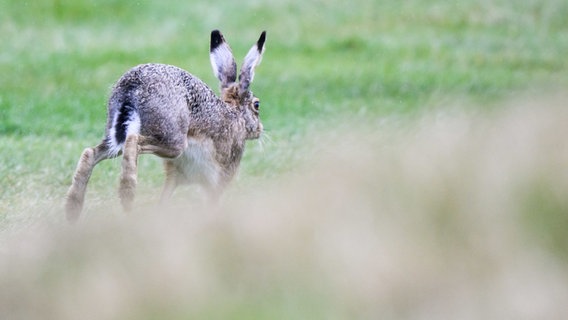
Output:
210,30,224,51
257,31,267,50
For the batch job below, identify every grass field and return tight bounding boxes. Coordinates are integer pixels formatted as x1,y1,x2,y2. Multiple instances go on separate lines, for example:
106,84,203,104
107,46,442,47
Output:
1,0,568,318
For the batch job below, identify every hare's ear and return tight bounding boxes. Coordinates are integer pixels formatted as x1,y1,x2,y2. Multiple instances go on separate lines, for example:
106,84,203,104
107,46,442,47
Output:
239,31,266,93
210,30,237,89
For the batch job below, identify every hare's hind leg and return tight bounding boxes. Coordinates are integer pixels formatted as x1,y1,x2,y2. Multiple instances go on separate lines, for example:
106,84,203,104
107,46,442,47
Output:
120,135,185,210
138,136,186,205
66,142,113,222
119,134,186,211
119,134,140,212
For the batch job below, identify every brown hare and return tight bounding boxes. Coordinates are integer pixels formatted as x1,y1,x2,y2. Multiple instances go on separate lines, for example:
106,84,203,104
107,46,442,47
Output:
65,30,267,222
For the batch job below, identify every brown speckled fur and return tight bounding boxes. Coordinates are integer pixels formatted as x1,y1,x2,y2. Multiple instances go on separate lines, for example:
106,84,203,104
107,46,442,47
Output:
65,30,266,222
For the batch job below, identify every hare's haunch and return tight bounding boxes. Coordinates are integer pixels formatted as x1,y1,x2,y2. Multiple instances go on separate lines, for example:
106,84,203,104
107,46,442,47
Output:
65,30,267,222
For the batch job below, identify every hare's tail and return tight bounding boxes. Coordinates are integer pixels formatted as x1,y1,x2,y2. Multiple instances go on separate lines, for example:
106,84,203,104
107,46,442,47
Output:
107,100,141,157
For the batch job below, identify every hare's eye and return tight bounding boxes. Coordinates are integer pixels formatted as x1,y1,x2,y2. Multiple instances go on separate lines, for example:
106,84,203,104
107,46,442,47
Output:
253,100,260,111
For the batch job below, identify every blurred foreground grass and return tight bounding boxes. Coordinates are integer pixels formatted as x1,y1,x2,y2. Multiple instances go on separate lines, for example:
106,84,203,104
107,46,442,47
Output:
2,95,568,319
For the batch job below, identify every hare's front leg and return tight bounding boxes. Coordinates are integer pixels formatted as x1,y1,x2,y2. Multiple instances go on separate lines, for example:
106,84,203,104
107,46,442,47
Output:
119,134,140,212
160,161,178,203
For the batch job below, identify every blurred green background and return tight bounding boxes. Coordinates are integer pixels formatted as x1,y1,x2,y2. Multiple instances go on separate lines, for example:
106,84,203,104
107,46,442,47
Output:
1,0,567,220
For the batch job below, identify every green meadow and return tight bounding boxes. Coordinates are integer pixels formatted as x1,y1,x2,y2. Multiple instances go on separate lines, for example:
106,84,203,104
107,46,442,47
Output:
1,0,568,318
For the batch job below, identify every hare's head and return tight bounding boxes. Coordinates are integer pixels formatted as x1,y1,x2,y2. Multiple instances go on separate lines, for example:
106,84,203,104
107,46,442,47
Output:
210,30,266,140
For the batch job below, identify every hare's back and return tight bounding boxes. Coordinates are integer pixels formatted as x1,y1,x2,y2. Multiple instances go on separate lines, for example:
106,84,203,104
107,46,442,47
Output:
114,63,191,103
108,64,194,148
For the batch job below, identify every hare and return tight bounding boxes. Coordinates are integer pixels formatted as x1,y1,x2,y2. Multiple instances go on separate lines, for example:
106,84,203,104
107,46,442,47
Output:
65,30,267,222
